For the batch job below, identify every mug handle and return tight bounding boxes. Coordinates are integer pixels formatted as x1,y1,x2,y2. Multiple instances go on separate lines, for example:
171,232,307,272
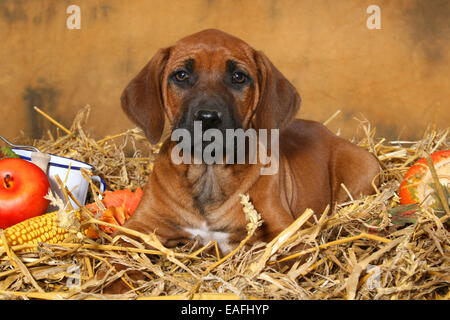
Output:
90,176,107,200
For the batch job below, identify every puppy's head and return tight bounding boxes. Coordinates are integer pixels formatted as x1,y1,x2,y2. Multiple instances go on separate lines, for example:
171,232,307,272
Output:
121,29,301,145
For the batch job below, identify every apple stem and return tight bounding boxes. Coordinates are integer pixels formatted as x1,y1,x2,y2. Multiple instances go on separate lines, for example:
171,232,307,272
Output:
3,174,12,188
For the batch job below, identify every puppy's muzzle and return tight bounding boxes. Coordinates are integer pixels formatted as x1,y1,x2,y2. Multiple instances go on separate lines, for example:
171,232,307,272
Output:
178,93,239,133
195,110,223,129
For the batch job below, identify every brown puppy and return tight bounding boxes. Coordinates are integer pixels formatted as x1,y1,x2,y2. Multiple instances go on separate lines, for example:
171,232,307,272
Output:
116,28,379,263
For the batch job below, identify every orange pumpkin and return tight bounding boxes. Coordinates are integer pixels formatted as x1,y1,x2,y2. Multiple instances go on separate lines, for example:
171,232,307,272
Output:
399,150,449,210
85,188,143,238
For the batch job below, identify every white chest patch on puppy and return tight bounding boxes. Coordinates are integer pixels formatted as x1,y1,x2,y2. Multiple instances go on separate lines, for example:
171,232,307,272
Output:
184,222,231,253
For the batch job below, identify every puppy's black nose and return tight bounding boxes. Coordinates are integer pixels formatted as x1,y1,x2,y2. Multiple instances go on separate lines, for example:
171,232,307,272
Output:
195,110,223,127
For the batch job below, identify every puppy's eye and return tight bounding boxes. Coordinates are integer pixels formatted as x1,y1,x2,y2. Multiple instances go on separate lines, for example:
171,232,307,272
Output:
231,72,247,84
174,70,189,82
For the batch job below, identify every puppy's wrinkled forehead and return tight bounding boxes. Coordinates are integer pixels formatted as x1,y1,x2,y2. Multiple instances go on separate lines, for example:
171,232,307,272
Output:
168,29,256,72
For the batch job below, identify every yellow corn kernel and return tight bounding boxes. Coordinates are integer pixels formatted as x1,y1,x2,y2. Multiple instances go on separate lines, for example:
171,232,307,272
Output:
0,210,82,252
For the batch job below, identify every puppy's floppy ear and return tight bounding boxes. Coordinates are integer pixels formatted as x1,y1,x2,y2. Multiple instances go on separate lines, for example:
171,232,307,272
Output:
121,47,170,144
253,51,301,131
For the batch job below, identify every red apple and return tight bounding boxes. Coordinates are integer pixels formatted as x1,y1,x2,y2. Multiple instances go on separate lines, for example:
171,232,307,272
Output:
0,158,50,229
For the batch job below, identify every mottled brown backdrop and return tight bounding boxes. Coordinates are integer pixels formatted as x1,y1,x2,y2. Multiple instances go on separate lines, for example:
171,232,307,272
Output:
0,0,448,143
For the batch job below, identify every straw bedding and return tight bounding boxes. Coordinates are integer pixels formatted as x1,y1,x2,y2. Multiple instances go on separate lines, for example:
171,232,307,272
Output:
0,105,448,300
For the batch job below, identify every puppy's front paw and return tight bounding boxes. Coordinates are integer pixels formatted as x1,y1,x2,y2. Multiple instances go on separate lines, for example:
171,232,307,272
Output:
97,264,146,295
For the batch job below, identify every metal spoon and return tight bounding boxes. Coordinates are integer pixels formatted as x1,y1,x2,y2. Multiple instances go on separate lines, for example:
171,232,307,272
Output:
0,134,40,152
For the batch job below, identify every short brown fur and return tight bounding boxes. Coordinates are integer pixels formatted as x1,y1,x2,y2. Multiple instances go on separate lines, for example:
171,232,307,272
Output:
106,29,381,292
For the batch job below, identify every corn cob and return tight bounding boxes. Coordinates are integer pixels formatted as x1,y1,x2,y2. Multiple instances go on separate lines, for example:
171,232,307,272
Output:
0,210,81,249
